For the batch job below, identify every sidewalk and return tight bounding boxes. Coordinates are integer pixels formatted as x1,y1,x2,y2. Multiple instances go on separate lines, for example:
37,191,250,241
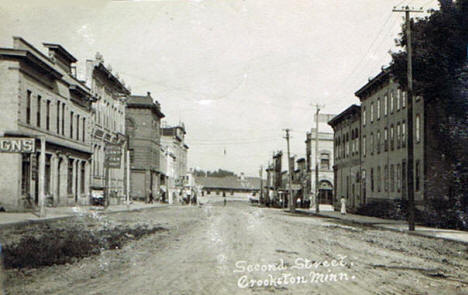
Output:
0,202,169,229
292,208,468,244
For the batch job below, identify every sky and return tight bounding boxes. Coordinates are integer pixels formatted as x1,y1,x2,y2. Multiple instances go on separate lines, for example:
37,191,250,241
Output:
0,0,439,176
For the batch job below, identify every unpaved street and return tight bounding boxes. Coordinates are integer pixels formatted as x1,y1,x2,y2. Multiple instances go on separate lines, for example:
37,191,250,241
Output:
4,199,468,295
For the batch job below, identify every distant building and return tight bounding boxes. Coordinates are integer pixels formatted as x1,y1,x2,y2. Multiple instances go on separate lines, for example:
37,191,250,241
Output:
195,173,261,197
161,124,189,203
85,53,130,204
0,37,94,210
308,129,334,205
125,92,165,202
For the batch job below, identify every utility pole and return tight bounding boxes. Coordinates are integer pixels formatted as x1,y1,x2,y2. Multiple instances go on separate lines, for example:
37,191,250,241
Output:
284,129,295,213
393,5,423,231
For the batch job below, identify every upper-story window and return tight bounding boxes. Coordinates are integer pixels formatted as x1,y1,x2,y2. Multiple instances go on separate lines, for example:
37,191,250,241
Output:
70,111,74,139
76,115,80,140
363,136,366,157
384,127,388,151
46,101,50,131
390,124,394,150
56,102,60,134
320,153,330,170
402,121,406,148
384,94,388,116
402,91,406,108
396,123,401,149
26,90,31,125
390,91,394,113
415,114,421,143
62,104,65,136
370,102,374,123
377,130,381,154
37,95,41,127
362,107,367,126
377,98,381,120
370,132,374,155
396,89,401,110
82,118,86,142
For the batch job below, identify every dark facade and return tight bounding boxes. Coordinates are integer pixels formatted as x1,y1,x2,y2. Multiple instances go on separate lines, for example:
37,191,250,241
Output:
126,92,165,202
328,105,361,211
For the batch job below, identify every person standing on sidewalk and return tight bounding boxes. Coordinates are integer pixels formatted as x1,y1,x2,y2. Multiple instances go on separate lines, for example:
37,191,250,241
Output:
340,196,347,215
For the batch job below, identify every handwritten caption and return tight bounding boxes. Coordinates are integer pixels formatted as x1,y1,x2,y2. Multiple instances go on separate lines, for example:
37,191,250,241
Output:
233,255,356,289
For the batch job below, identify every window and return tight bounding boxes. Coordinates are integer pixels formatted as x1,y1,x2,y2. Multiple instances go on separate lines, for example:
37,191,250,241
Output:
390,164,395,192
402,160,407,197
26,90,31,124
384,128,388,151
390,125,394,150
397,123,401,149
76,115,80,140
45,155,51,194
80,162,85,193
402,121,406,147
21,154,30,195
370,102,374,123
363,136,366,157
68,159,73,194
396,89,401,110
70,111,74,138
415,114,421,143
377,130,381,154
415,160,421,192
384,165,389,192
57,102,60,134
320,153,330,170
377,166,381,192
363,107,366,126
37,95,41,127
377,98,381,120
82,118,86,142
397,164,401,192
46,101,50,130
390,91,394,113
371,168,374,192
370,132,374,155
62,104,65,135
384,95,388,116
402,91,406,108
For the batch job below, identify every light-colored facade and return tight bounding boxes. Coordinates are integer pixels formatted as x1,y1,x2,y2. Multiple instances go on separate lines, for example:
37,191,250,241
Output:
0,37,93,210
356,69,424,205
85,54,130,204
329,68,426,211
308,129,335,205
161,124,188,204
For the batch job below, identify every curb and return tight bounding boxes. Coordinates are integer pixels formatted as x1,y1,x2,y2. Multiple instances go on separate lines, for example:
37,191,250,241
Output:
0,204,171,230
285,209,468,245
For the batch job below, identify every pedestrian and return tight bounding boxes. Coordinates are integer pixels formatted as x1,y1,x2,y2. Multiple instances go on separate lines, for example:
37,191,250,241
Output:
340,196,347,215
223,195,227,207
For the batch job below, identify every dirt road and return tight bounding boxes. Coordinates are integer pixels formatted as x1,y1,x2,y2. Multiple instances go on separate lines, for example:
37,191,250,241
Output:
4,199,468,295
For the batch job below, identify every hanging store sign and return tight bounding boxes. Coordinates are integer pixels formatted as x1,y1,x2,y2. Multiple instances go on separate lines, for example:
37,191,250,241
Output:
0,137,35,153
105,144,122,168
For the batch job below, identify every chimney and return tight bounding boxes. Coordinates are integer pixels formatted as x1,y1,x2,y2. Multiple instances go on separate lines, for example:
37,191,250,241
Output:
240,172,245,181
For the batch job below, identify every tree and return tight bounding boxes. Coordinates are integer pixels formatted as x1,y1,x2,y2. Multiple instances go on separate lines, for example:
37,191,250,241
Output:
390,0,468,229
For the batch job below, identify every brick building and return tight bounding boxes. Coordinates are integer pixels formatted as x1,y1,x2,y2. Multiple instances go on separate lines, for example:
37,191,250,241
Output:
0,37,94,210
329,67,426,211
126,92,165,202
85,54,130,204
328,105,361,211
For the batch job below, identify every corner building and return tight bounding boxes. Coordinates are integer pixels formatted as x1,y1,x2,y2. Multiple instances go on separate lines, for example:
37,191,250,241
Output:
0,37,93,210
